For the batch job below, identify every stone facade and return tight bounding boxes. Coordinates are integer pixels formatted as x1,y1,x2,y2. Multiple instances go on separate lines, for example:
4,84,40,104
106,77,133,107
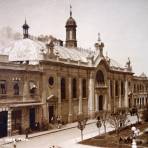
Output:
0,10,148,138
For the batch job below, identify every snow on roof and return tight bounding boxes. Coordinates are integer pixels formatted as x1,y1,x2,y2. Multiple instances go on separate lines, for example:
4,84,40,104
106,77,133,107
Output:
110,58,123,68
140,72,147,78
54,46,90,63
8,38,46,61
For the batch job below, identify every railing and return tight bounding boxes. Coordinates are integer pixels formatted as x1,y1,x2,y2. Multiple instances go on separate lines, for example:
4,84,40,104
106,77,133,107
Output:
96,83,107,88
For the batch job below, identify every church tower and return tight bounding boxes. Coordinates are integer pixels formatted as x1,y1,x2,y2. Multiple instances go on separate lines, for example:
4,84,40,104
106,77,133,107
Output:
22,19,29,39
65,5,77,48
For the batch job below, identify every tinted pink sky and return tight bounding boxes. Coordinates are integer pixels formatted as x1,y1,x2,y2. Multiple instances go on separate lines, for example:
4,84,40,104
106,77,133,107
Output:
0,0,148,75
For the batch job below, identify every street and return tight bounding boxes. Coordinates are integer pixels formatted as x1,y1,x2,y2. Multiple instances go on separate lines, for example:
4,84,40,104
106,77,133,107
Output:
1,115,137,148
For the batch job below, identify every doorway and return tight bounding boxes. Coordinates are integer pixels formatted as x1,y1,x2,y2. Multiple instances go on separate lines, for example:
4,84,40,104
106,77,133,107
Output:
29,108,35,130
98,95,103,111
0,111,8,138
48,106,54,123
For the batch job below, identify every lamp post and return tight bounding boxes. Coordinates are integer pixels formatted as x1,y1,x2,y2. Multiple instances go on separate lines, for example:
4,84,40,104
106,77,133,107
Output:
77,118,87,141
131,126,140,148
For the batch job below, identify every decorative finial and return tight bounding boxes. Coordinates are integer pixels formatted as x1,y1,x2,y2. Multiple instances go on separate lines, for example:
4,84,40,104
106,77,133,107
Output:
70,4,72,17
25,17,27,24
98,32,101,42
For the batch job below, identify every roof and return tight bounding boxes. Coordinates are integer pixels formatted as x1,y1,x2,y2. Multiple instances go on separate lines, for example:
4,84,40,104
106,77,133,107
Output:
140,72,147,78
65,16,77,27
54,45,90,63
8,38,46,62
0,38,129,72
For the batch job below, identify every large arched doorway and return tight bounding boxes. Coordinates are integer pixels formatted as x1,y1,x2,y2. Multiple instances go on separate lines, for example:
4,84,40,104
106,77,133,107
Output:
98,95,103,111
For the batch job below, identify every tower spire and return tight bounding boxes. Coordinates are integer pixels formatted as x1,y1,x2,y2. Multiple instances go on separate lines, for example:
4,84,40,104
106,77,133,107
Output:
70,4,72,17
22,18,29,39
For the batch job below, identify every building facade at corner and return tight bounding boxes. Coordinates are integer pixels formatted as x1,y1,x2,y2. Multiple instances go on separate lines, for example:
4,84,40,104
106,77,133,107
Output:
0,10,148,138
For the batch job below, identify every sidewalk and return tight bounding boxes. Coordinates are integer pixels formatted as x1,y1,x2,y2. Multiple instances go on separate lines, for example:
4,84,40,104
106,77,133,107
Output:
0,115,138,147
0,119,96,146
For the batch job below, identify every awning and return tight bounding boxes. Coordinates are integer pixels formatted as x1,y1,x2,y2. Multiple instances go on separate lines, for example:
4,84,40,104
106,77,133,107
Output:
10,102,43,108
47,94,58,101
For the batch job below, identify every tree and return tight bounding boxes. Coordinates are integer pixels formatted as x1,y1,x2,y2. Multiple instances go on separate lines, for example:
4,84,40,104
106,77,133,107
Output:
96,111,109,134
108,109,129,143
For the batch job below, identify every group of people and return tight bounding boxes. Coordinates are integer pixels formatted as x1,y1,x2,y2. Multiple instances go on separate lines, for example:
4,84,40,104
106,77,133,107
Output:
51,116,63,128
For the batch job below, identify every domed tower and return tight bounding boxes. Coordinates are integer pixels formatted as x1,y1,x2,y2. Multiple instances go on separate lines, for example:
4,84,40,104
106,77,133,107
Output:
65,5,77,48
22,19,29,39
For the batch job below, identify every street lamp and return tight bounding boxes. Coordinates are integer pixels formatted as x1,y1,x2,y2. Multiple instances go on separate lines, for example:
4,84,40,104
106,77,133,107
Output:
131,126,140,148
77,118,87,141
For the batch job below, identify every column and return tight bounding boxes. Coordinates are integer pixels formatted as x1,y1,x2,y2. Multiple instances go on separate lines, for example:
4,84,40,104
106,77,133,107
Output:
95,93,98,112
78,78,82,115
108,80,111,111
113,80,116,112
42,73,48,121
68,77,72,122
119,80,122,108
88,72,95,118
23,74,28,101
7,109,12,136
124,80,128,108
104,94,107,110
57,74,61,116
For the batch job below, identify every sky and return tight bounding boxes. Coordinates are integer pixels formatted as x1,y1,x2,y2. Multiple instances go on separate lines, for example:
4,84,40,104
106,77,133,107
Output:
0,0,148,76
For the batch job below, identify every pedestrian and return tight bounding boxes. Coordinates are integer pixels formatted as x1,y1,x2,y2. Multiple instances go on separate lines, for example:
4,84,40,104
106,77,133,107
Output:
25,128,29,139
13,139,16,148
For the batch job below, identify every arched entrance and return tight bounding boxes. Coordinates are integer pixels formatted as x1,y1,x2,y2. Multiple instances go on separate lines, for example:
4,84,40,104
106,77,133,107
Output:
98,95,103,111
0,111,8,138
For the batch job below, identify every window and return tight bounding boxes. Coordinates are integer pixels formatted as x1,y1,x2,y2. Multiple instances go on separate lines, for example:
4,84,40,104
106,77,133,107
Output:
29,81,37,95
0,80,6,94
48,76,54,86
115,81,119,96
98,95,103,111
82,79,86,98
12,110,22,131
61,78,66,100
72,78,77,98
110,80,113,97
13,81,19,95
121,81,124,95
96,70,104,84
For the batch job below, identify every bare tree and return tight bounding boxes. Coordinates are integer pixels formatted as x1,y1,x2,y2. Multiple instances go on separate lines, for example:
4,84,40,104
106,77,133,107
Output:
96,110,109,134
108,109,129,142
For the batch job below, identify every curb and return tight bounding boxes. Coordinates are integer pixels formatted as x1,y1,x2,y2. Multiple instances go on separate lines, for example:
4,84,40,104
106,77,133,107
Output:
28,120,96,139
0,120,96,146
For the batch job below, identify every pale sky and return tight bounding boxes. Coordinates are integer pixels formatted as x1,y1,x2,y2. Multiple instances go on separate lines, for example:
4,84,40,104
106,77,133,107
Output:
0,0,148,76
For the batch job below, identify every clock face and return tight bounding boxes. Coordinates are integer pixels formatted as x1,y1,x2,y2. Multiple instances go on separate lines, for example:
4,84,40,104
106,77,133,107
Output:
48,76,54,86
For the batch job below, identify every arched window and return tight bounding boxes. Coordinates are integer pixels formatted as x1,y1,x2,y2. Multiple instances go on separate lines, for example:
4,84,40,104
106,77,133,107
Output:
96,70,104,84
121,81,124,95
82,79,86,98
61,78,66,100
72,78,77,98
115,81,119,96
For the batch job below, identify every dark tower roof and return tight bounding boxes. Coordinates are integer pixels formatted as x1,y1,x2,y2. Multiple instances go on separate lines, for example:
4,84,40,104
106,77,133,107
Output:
22,19,29,29
22,19,29,39
65,5,77,27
